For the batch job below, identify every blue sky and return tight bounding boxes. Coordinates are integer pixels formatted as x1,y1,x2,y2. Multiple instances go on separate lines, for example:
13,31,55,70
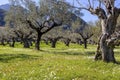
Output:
0,0,9,5
0,0,98,22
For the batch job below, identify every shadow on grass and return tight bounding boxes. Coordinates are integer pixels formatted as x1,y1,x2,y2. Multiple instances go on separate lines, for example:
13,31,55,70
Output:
41,49,95,56
0,54,40,63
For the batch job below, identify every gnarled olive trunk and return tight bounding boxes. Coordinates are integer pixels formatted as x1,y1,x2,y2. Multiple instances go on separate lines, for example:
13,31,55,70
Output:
95,13,119,63
49,37,62,48
83,39,87,49
51,40,57,48
1,39,5,46
64,38,71,47
9,38,15,47
35,31,42,50
95,34,116,62
43,39,49,45
23,39,30,48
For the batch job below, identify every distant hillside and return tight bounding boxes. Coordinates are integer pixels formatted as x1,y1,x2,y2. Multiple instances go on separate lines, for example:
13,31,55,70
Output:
0,4,10,11
63,12,88,31
0,4,87,28
0,4,10,26
0,9,6,26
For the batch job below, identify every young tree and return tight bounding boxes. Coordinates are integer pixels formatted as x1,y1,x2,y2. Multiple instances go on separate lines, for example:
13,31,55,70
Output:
90,20,101,45
62,30,72,47
75,0,120,63
76,27,93,49
44,27,63,48
72,17,94,49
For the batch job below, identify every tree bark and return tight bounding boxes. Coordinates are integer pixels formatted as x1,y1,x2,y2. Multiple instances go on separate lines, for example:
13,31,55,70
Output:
51,40,57,48
10,38,15,47
65,41,70,47
84,39,87,49
43,39,49,45
23,39,30,48
99,34,116,62
35,31,42,50
74,0,120,63
1,39,5,46
94,8,120,62
95,24,117,62
78,33,93,49
64,38,71,47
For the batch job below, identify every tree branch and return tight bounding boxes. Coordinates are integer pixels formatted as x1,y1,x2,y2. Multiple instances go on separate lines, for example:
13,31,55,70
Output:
25,31,33,38
88,0,92,8
26,20,38,31
107,32,120,46
98,0,102,8
86,33,93,39
78,32,85,39
31,18,42,29
42,19,62,34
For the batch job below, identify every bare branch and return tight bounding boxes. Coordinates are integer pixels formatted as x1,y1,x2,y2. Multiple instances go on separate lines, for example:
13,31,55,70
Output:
76,0,83,7
26,20,38,31
99,0,102,8
88,0,92,8
86,33,93,39
92,0,94,9
41,19,62,34
31,18,42,28
107,31,120,46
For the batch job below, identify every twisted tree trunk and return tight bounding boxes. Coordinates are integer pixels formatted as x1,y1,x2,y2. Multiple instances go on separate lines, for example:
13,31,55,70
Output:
35,31,42,50
94,7,120,63
75,0,120,63
64,38,71,47
83,39,87,49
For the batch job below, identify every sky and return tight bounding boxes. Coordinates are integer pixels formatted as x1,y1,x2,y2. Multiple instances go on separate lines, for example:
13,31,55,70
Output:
0,0,9,5
0,0,98,22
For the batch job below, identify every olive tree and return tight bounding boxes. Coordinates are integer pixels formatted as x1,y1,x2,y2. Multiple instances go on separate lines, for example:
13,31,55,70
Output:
0,27,8,46
42,0,79,48
43,27,63,48
5,2,35,48
72,17,94,49
62,29,72,47
26,0,63,50
75,0,120,63
7,0,63,50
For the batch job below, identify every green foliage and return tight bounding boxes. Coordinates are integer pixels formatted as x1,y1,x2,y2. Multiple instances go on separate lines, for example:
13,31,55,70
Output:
0,43,120,80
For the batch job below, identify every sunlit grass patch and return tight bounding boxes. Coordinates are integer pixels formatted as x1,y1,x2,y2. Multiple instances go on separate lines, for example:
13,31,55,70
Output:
0,42,119,80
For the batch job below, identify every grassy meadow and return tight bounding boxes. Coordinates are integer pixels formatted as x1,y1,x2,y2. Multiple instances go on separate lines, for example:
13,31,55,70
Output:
0,42,120,80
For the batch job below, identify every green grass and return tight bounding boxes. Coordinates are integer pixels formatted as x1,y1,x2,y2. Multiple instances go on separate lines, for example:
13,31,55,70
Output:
0,42,120,80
